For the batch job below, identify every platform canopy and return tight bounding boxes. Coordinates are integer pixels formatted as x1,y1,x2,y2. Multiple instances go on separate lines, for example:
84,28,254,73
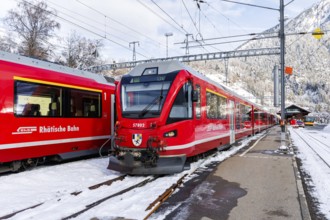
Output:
277,104,310,120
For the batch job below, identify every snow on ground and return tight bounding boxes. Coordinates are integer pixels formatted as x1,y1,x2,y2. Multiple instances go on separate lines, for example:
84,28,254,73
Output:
0,133,266,220
1,126,330,220
289,125,330,219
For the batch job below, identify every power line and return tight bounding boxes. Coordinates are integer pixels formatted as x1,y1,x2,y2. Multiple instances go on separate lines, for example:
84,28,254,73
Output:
177,29,329,49
136,0,184,35
20,0,149,59
218,0,278,11
151,0,190,35
184,32,279,43
75,0,164,49
177,0,210,53
47,0,159,56
186,35,279,48
181,0,200,35
46,1,130,45
147,0,209,54
206,2,250,34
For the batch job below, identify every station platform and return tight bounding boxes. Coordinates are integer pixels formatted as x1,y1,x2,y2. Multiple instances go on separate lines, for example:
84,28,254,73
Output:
161,126,311,220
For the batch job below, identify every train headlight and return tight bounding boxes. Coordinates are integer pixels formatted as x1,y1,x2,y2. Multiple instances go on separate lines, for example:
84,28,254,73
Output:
163,130,177,138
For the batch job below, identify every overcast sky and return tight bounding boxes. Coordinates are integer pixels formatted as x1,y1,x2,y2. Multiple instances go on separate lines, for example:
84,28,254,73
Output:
0,0,321,62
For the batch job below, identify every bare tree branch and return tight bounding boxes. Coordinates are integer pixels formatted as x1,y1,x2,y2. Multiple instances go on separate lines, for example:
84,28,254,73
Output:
4,1,60,60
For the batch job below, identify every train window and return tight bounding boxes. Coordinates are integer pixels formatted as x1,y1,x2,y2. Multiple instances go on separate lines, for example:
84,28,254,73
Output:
167,82,193,123
69,89,101,118
238,104,252,129
206,91,227,119
14,81,62,117
14,80,101,118
195,85,201,119
236,103,241,129
121,81,170,118
206,92,217,119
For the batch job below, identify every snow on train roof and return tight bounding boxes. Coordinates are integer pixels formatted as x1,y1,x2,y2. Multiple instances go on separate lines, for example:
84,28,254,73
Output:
128,60,268,112
0,51,114,86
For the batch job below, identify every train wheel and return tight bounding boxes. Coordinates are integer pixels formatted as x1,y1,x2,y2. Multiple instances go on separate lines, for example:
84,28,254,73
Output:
21,158,39,170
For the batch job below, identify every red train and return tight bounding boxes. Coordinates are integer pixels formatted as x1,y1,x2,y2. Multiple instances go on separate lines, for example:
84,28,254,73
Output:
0,51,115,173
108,60,276,174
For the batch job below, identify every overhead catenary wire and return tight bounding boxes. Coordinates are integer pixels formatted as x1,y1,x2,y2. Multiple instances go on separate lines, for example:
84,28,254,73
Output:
46,1,130,45
151,0,191,35
46,0,157,56
179,0,209,53
179,29,329,49
136,0,184,35
185,35,279,48
75,0,165,49
218,0,278,11
46,1,141,43
206,2,251,35
181,0,200,35
20,0,150,59
7,0,327,65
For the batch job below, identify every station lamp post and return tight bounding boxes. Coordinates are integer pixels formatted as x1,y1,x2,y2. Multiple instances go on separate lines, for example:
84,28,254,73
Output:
165,32,173,58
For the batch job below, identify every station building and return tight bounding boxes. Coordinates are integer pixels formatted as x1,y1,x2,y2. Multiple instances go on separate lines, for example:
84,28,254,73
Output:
277,104,310,121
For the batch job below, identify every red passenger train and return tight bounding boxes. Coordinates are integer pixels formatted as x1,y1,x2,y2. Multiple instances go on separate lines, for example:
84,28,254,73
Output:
108,61,275,174
0,51,115,173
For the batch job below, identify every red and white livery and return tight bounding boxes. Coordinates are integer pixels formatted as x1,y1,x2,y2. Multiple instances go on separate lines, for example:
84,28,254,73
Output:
0,51,115,173
108,61,275,175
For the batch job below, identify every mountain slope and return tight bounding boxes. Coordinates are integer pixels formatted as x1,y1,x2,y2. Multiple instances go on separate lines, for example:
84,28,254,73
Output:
192,0,330,113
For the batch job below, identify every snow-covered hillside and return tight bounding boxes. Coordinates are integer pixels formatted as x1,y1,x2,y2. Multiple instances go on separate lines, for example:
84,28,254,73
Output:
190,0,330,115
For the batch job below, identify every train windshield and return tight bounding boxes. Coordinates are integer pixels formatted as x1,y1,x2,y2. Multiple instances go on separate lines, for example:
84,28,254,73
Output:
121,81,171,118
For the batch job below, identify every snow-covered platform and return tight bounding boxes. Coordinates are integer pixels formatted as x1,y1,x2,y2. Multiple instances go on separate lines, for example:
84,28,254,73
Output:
161,126,311,220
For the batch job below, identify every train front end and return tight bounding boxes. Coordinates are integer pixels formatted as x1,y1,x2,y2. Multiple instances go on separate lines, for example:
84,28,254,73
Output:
108,61,195,175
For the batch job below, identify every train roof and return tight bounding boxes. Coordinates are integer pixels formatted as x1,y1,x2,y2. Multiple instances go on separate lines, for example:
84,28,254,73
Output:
127,60,268,111
0,51,115,86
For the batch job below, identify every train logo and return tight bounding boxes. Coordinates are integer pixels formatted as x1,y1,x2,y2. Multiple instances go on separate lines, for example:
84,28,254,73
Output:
12,126,37,135
132,134,142,146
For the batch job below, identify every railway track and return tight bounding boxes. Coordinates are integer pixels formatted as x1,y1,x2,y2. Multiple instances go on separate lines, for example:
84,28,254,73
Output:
301,129,330,150
62,176,158,220
0,133,262,219
0,174,192,220
0,155,216,220
291,128,330,169
0,175,127,219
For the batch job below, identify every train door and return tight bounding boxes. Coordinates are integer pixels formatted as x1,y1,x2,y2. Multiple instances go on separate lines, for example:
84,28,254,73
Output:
194,84,202,142
110,94,116,137
229,100,235,144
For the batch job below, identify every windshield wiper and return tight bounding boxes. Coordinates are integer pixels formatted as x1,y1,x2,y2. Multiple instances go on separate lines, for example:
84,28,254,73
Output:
139,95,163,118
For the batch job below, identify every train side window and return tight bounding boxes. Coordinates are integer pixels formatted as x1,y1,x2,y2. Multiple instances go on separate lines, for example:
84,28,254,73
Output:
167,82,193,124
195,85,201,119
14,81,62,117
217,95,227,119
236,103,241,129
206,91,227,119
69,89,101,118
206,92,217,119
237,104,252,129
48,94,61,117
